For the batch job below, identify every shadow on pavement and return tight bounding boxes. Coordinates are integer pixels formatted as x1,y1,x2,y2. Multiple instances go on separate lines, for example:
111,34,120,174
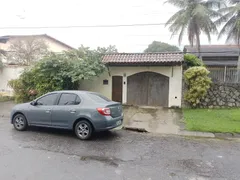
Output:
25,126,120,141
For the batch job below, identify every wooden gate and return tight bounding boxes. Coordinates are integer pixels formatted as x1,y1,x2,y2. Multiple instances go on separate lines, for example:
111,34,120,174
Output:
127,72,169,107
112,76,123,103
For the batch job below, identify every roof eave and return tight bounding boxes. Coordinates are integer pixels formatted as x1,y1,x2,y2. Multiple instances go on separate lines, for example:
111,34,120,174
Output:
104,62,183,66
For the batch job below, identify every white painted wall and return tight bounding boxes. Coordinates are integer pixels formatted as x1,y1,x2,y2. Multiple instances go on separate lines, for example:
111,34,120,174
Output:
80,66,183,107
0,35,73,95
0,66,25,96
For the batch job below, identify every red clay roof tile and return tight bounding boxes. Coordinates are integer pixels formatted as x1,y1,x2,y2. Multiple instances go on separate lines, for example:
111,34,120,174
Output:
102,53,183,65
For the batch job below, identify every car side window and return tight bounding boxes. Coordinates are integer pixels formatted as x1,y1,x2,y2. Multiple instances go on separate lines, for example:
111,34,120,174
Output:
37,94,58,106
58,93,80,105
88,93,111,103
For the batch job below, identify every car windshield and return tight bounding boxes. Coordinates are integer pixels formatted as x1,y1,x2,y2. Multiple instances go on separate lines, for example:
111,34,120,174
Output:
87,93,111,103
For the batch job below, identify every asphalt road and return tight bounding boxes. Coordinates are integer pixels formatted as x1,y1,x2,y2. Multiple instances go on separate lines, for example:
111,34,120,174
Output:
1,117,240,180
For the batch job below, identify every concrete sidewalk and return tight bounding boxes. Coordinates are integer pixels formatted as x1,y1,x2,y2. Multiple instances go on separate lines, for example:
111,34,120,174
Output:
122,105,215,138
123,105,182,135
0,101,15,118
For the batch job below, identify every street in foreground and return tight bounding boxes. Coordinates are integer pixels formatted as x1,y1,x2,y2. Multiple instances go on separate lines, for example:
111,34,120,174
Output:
1,117,240,180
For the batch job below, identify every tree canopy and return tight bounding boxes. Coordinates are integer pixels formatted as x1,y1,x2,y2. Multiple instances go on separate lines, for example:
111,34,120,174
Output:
165,0,222,57
7,37,49,65
216,0,240,45
8,45,115,102
144,41,180,53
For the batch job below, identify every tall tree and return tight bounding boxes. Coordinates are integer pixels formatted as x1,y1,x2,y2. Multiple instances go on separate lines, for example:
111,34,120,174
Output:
144,41,180,53
216,0,240,46
97,45,118,54
165,0,222,58
7,37,49,65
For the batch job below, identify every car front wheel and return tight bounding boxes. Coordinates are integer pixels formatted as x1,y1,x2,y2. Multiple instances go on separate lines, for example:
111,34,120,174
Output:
74,120,93,140
13,114,28,131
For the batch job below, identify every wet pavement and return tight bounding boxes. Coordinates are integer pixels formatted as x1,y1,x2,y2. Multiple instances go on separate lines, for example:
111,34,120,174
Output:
1,116,240,180
0,101,14,117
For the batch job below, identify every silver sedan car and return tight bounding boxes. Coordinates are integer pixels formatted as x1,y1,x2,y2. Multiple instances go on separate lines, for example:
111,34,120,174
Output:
10,91,123,140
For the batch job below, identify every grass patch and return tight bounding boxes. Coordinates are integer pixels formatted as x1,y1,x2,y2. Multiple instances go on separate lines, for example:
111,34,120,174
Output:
0,96,14,102
183,108,240,133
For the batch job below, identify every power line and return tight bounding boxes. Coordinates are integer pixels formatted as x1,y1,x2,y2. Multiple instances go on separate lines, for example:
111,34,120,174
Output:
0,21,229,30
0,23,168,29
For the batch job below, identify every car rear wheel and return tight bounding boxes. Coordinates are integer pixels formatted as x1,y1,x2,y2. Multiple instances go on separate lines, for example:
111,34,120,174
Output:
74,120,93,140
13,114,28,131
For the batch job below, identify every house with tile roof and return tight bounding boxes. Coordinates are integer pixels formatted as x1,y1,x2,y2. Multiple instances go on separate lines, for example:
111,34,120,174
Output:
184,45,240,67
80,52,183,108
184,45,240,83
0,34,74,59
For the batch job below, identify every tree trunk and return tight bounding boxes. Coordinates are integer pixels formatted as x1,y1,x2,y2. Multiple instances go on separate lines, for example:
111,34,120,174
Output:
196,34,201,59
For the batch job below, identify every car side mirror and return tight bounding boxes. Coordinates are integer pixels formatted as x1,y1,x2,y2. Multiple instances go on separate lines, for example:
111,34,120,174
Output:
30,101,37,106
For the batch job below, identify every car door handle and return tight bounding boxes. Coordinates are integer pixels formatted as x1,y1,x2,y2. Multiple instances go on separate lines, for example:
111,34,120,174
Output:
46,109,51,113
70,110,76,113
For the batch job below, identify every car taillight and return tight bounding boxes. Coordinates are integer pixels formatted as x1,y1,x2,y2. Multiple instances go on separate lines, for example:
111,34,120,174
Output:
97,108,111,116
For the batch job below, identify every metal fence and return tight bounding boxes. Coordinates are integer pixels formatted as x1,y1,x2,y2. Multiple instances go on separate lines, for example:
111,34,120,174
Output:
208,67,240,83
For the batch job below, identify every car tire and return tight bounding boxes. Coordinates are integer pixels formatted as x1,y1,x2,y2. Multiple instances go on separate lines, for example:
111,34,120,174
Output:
74,120,93,140
13,114,28,131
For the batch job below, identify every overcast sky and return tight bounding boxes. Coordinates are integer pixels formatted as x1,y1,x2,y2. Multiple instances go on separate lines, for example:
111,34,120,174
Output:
0,0,227,52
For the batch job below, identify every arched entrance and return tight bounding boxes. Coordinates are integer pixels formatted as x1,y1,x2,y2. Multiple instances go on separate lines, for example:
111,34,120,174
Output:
127,71,169,107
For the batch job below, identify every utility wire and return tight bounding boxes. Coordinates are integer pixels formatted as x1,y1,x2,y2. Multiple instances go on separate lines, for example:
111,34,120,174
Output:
2,50,240,54
0,23,168,29
0,21,229,29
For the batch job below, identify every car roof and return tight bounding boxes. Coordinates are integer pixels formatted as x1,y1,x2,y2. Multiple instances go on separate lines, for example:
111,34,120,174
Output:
50,90,96,95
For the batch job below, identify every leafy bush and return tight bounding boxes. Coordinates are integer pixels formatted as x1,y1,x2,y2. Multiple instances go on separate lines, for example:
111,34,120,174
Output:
8,47,107,103
184,54,204,68
0,95,14,102
184,67,212,107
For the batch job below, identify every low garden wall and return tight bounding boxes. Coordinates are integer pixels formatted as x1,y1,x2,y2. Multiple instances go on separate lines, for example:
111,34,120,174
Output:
182,82,240,108
200,83,240,108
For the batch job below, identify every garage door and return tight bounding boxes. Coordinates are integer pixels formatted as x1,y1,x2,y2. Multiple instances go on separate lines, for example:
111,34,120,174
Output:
127,72,169,107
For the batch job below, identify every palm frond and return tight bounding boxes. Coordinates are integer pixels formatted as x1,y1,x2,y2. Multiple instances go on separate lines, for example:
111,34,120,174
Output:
165,9,185,26
218,16,237,39
215,10,236,26
164,0,187,8
228,0,240,5
178,24,187,45
205,0,227,9
225,18,240,44
207,9,223,18
218,6,235,13
200,18,218,42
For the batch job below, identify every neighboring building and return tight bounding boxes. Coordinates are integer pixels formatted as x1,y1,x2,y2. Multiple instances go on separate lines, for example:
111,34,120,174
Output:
0,34,74,95
184,45,239,67
0,34,74,54
184,45,240,83
80,53,183,108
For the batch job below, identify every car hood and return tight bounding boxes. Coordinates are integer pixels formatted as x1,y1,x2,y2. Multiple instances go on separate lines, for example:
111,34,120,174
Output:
12,102,31,111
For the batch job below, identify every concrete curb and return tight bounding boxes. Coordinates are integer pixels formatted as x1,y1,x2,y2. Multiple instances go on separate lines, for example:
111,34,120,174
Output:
178,130,215,138
214,133,240,139
122,125,217,138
